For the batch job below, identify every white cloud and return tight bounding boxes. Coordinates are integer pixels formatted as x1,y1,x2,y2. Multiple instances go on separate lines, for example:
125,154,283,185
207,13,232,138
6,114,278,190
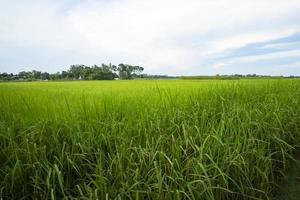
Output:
259,41,300,50
206,29,299,55
0,0,300,75
213,49,300,67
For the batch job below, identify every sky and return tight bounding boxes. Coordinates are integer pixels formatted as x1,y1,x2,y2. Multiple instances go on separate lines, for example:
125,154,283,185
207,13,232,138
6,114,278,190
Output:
0,0,300,76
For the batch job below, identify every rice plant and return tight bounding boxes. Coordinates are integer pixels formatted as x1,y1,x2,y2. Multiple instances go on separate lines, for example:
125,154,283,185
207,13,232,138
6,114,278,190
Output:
0,79,299,199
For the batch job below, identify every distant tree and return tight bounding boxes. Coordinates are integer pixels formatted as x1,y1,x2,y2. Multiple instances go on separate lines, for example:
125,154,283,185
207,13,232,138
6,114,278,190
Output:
117,64,144,79
117,64,128,79
61,71,68,79
18,71,33,79
0,73,13,81
109,63,117,72
101,64,115,80
32,70,42,79
0,63,143,81
69,65,85,79
50,72,61,80
132,66,144,78
41,72,50,80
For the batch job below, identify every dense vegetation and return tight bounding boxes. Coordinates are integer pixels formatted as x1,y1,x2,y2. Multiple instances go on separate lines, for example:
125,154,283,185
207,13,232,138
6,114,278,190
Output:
0,63,144,81
0,79,299,199
181,74,300,80
2,67,298,82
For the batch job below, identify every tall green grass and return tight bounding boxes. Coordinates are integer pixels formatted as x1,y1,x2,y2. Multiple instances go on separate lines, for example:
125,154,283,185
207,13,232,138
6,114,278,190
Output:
0,79,299,199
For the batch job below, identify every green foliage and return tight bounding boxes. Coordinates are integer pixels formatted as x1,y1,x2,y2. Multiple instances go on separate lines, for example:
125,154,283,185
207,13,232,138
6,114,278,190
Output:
117,64,144,79
0,63,145,81
0,79,299,199
181,74,289,80
272,153,300,200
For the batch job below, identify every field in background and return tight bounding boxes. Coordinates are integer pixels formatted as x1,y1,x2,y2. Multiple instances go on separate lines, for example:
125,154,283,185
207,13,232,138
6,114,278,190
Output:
0,79,299,199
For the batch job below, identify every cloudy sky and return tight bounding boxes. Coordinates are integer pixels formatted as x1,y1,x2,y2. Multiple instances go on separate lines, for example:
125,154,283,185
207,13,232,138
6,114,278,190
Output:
0,0,300,75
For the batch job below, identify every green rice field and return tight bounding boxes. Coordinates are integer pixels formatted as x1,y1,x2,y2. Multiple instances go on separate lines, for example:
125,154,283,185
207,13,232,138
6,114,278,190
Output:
0,79,299,199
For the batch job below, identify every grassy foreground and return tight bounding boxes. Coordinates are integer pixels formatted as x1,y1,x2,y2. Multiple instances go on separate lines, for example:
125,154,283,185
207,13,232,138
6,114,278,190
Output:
272,152,300,200
0,79,299,199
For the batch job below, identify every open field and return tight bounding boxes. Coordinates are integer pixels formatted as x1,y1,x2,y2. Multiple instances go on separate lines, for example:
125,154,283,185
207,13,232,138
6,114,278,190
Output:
0,79,299,199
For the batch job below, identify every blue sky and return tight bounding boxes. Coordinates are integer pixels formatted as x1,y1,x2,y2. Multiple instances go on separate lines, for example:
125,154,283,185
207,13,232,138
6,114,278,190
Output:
0,0,300,75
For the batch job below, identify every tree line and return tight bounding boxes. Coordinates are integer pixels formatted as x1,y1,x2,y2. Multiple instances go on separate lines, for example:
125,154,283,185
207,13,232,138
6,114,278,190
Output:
181,74,299,80
0,63,144,81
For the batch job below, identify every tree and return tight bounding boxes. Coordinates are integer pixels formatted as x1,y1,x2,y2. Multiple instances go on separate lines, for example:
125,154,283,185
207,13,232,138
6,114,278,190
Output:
101,64,115,80
117,64,144,79
0,63,143,81
69,65,85,79
50,72,61,80
61,71,68,79
0,73,14,81
32,70,42,79
117,64,127,79
18,71,31,79
41,72,50,80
